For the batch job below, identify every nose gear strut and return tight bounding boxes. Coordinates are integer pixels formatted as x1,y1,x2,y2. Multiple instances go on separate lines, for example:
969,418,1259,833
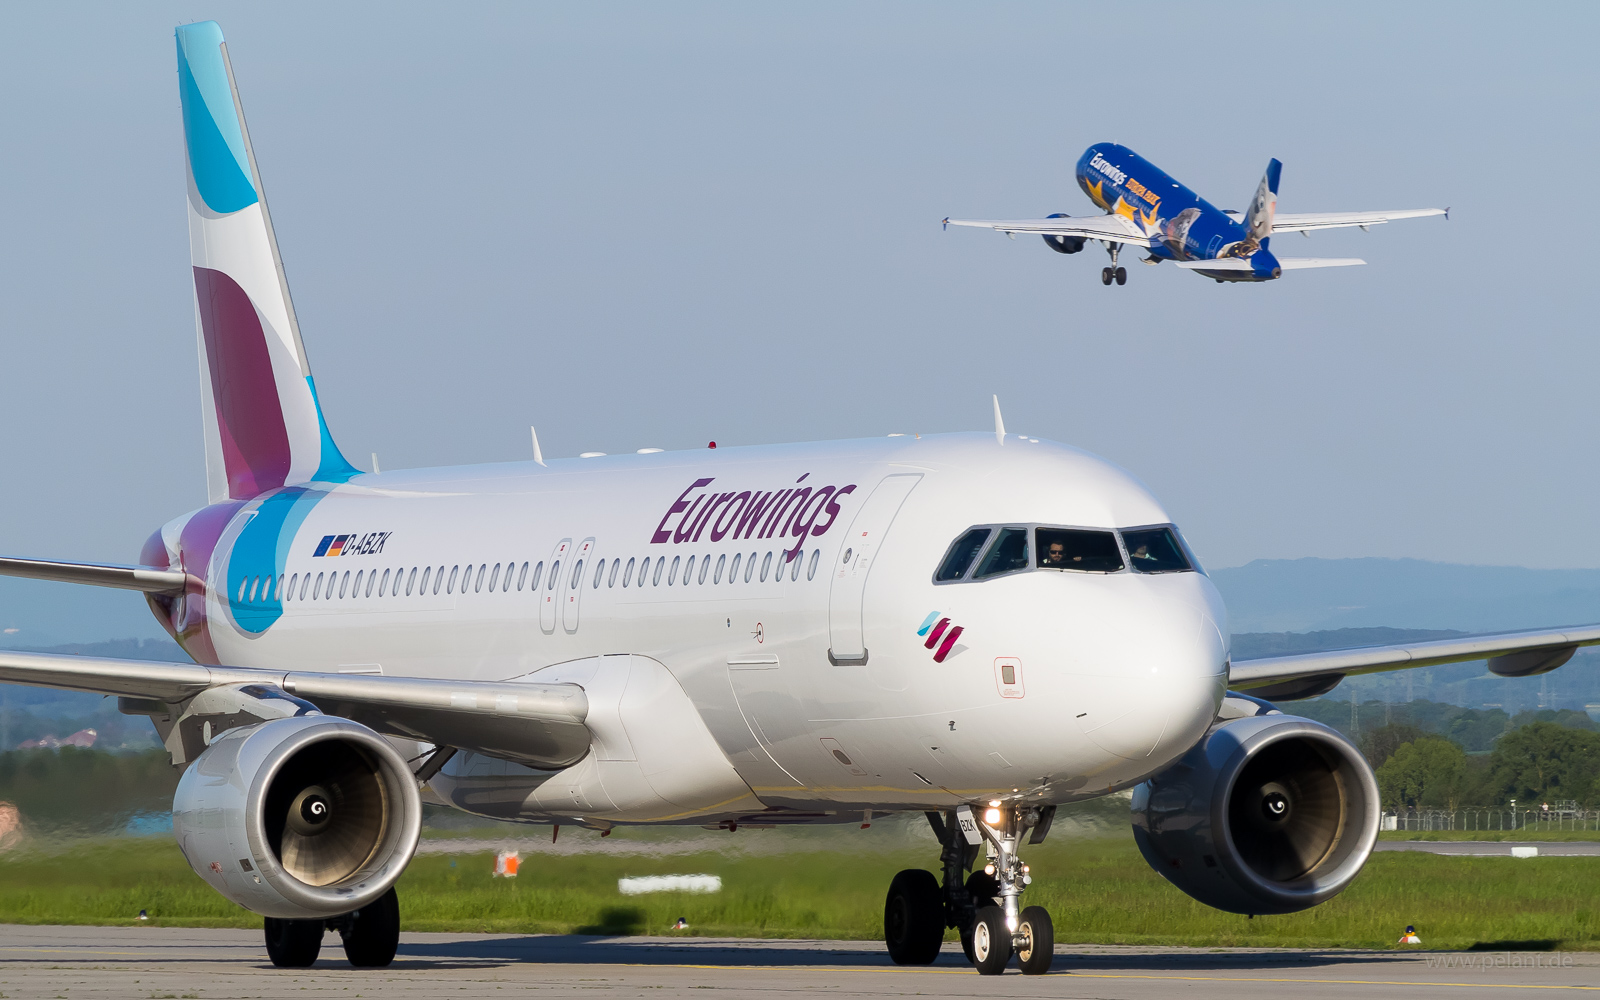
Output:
881,804,1056,974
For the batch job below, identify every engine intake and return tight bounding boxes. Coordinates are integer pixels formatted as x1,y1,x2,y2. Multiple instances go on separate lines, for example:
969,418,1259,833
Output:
1130,714,1378,915
173,715,421,919
1041,214,1085,254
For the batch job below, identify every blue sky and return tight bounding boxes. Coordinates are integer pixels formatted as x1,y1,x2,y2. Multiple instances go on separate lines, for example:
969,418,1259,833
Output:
0,3,1594,571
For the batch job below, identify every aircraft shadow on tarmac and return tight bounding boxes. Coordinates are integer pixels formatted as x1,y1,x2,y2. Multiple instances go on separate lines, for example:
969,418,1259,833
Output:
390,935,1411,971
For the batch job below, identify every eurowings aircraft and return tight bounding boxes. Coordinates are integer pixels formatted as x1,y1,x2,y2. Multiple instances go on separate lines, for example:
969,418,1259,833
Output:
0,22,1585,975
944,144,1446,285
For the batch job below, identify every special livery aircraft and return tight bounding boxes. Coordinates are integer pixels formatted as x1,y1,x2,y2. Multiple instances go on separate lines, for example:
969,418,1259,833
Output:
944,144,1446,285
0,22,1585,976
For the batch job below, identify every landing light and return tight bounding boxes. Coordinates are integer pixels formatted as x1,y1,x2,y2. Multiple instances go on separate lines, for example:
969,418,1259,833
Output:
983,807,1001,825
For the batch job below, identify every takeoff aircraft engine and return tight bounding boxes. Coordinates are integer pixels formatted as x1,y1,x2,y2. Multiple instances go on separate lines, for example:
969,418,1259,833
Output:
1130,715,1379,915
173,715,422,919
1041,213,1085,253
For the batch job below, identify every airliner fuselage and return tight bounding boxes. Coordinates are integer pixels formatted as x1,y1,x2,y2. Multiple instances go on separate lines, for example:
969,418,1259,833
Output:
146,433,1228,825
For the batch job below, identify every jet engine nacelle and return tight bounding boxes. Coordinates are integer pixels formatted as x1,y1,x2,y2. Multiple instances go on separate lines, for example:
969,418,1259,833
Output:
173,715,421,919
1130,714,1378,915
1042,213,1085,254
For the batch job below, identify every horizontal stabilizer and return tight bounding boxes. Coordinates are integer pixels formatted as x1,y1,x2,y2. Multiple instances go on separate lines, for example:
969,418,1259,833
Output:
1172,257,1365,271
0,555,188,594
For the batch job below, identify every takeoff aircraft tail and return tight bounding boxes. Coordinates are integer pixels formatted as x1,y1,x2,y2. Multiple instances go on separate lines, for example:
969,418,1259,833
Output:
1242,159,1281,246
177,22,358,504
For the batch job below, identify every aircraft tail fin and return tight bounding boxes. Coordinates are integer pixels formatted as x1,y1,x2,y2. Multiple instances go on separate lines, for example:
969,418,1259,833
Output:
1242,159,1282,245
177,21,358,504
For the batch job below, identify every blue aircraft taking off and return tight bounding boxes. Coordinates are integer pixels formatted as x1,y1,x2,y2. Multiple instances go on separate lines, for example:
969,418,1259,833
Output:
944,144,1445,285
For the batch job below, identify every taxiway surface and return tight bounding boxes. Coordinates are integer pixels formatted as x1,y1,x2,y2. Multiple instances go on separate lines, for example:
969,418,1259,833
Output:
1,924,1594,998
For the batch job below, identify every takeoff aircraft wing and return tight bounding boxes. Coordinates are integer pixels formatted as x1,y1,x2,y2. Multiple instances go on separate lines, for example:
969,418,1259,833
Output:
1172,257,1365,271
942,213,1154,247
1220,208,1446,234
0,649,591,768
1228,625,1600,701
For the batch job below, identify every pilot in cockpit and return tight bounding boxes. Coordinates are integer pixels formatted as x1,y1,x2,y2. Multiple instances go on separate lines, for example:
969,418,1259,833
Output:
1042,541,1081,567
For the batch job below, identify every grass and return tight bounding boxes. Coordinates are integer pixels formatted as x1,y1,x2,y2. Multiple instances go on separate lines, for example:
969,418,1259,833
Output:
3,831,1600,950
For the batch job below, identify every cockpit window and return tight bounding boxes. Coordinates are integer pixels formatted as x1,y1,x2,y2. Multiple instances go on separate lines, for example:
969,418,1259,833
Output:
1122,526,1192,574
935,528,991,581
973,527,1029,579
1035,528,1123,573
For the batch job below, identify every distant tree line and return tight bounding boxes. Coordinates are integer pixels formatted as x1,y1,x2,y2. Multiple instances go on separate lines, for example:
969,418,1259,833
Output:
0,747,177,835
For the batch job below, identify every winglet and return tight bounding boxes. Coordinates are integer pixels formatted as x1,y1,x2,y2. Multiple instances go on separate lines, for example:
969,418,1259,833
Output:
942,217,949,231
993,395,1005,446
1445,206,1451,221
531,426,546,467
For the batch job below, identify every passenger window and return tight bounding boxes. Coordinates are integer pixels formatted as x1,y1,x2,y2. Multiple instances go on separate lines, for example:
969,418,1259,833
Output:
313,572,325,600
593,559,604,589
531,561,544,591
936,528,992,582
684,555,696,585
745,552,757,582
488,564,501,592
714,554,726,584
789,552,801,581
518,562,529,591
668,556,681,585
353,570,364,596
1036,527,1124,573
699,555,711,585
973,528,1028,580
288,573,298,600
406,567,418,595
476,564,487,592
729,553,741,582
808,549,819,580
301,573,312,600
608,558,620,587
652,557,665,586
623,557,636,587
569,559,583,590
1121,526,1194,574
760,552,772,581
445,565,457,593
434,566,445,595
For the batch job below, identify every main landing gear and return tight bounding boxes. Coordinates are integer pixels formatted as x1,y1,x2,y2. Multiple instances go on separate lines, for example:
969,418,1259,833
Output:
264,886,401,968
883,805,1057,975
1100,243,1127,285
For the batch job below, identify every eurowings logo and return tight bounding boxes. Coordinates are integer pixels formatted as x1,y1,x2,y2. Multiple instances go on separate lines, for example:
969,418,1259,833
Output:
916,611,964,663
1089,152,1127,186
313,532,392,557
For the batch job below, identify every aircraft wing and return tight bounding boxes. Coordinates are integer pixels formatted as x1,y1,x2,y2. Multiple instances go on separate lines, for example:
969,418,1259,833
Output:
1262,208,1446,234
942,214,1154,247
1228,625,1600,701
0,649,592,768
1172,257,1366,271
0,554,188,594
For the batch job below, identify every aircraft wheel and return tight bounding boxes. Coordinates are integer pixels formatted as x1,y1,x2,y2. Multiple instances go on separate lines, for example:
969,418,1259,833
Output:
263,916,323,968
1114,266,1127,285
971,906,1011,975
1101,267,1113,285
884,869,944,965
1016,905,1054,975
959,870,1001,962
339,886,400,967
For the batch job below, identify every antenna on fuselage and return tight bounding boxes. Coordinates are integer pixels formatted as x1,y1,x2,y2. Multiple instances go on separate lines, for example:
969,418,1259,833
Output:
370,452,380,474
993,395,1005,446
531,426,546,467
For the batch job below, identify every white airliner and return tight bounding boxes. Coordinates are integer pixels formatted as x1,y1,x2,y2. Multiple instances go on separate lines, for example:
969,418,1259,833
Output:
1,21,1592,976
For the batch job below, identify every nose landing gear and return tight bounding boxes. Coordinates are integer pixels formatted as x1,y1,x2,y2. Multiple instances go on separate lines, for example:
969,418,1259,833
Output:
882,805,1056,974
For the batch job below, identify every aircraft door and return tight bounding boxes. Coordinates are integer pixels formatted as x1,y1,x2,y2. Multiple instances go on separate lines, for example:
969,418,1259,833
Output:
827,474,922,664
563,537,595,634
539,538,572,634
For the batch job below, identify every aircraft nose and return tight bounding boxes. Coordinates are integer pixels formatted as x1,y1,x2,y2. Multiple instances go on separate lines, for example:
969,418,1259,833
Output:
1072,591,1226,762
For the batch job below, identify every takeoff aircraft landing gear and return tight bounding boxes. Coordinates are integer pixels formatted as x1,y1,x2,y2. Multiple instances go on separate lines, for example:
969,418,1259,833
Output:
883,806,1056,974
1100,244,1127,286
